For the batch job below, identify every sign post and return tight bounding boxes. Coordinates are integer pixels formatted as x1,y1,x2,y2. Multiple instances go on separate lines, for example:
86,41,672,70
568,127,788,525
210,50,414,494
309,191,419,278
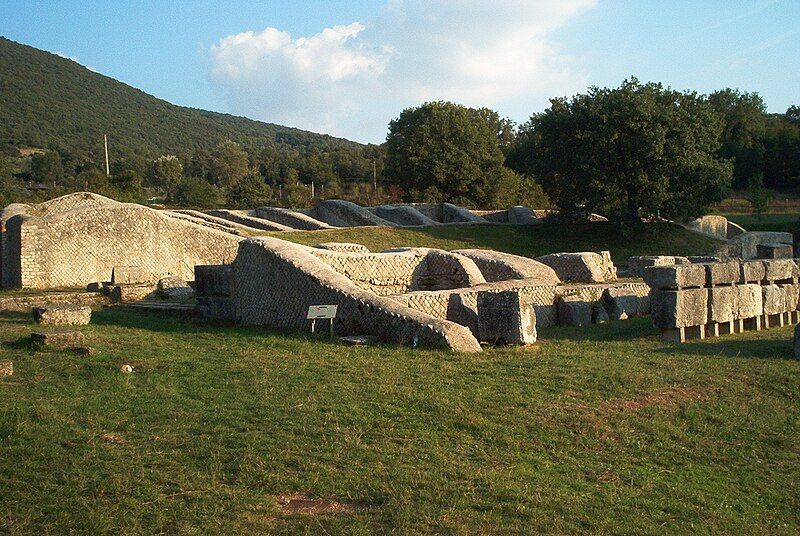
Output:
307,305,338,338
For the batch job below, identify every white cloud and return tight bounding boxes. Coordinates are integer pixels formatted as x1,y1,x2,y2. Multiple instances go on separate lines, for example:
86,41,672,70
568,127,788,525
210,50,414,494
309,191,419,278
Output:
209,0,597,142
54,51,98,73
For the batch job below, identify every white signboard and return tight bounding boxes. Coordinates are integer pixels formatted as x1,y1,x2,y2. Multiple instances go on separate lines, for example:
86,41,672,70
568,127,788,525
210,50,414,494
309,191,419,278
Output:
307,305,338,319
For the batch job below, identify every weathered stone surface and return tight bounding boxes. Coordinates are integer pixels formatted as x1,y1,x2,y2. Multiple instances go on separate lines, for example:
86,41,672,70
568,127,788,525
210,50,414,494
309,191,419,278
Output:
31,330,85,347
157,277,195,300
197,296,238,321
314,199,396,227
442,203,485,223
794,324,800,360
720,231,793,260
0,361,12,377
740,261,766,283
702,261,740,286
736,284,763,319
254,207,332,230
650,289,708,328
194,265,233,297
782,283,800,311
762,284,788,315
687,255,722,263
643,264,706,290
0,292,110,313
536,251,617,283
477,290,537,344
313,243,370,254
507,206,540,225
33,305,92,325
707,286,737,323
111,266,151,285
109,284,157,302
558,295,592,326
757,243,793,259
627,256,689,278
454,249,560,284
684,215,729,240
603,287,649,319
763,259,796,281
206,209,293,232
373,205,439,226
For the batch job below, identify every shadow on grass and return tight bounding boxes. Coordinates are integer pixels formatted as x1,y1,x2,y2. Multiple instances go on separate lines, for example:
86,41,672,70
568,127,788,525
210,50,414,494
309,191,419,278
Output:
89,307,325,345
540,317,657,342
656,333,795,361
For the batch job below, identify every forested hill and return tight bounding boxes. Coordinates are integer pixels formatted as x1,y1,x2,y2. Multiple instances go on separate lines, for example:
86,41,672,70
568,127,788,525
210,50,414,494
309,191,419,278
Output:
0,37,362,157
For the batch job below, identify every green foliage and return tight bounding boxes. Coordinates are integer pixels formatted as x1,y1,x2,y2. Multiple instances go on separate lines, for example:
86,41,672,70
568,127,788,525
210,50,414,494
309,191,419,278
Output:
171,176,221,208
30,150,64,184
209,141,249,187
150,155,183,194
510,79,733,224
708,89,768,189
744,173,772,217
384,101,513,207
226,172,273,208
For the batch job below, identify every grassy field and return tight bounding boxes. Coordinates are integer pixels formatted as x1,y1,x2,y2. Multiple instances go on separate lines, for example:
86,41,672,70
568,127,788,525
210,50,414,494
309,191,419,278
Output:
266,222,721,264
1,308,798,534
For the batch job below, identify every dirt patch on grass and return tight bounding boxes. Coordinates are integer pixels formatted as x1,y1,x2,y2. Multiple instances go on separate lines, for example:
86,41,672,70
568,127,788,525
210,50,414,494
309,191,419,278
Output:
276,493,380,516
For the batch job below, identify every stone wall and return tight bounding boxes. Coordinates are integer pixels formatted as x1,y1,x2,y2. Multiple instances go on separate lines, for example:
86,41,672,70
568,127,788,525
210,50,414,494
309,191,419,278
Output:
233,237,482,352
454,249,560,284
311,247,486,296
254,207,333,230
313,199,396,227
4,202,241,288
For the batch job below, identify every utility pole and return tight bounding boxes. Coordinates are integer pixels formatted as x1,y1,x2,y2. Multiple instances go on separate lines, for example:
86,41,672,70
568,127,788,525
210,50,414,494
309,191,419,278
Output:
311,181,315,199
103,134,110,176
373,158,377,193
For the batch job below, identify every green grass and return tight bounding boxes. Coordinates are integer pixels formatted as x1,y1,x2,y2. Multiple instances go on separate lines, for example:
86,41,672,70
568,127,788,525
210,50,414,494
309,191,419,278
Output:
266,222,721,264
725,213,800,236
1,309,798,534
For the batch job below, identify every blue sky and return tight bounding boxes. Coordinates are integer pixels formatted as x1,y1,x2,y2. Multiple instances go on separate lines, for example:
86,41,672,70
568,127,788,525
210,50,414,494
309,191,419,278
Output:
1,1,798,143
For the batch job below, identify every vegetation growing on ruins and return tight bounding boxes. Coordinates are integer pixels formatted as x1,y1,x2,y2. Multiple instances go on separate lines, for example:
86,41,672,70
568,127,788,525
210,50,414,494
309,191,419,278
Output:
0,309,797,533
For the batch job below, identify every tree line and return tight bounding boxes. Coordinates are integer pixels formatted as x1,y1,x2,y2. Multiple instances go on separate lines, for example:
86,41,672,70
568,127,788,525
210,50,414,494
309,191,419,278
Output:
2,78,799,224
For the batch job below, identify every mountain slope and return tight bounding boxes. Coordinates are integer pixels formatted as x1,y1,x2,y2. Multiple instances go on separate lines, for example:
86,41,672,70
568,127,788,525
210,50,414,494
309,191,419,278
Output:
0,37,362,157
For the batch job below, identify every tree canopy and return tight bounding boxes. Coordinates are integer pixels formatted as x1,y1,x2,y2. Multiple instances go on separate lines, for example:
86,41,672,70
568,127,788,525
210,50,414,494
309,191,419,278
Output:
508,79,733,224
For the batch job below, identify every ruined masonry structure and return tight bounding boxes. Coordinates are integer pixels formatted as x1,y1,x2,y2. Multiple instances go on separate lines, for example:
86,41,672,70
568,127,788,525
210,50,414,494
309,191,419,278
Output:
645,259,800,342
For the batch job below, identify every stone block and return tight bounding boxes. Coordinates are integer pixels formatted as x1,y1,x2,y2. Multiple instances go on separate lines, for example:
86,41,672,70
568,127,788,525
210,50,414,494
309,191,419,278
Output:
0,361,12,377
702,261,740,286
602,287,648,319
476,291,536,345
33,305,92,326
756,243,793,259
762,284,787,315
740,261,765,283
31,331,85,348
111,266,152,285
158,277,195,300
643,264,706,290
592,303,609,324
650,288,707,328
763,259,796,282
736,284,763,319
782,283,800,311
197,296,239,321
557,295,592,327
109,284,157,302
707,286,737,323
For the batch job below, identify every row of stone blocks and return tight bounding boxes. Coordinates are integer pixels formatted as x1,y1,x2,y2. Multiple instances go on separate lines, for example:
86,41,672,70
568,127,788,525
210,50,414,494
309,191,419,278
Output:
644,259,800,342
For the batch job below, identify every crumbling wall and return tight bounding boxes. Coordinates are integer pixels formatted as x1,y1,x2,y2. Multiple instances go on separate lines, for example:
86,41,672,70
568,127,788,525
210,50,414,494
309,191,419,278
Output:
311,247,486,296
313,199,397,227
254,207,333,230
5,203,241,288
233,237,482,352
373,205,439,226
454,249,560,284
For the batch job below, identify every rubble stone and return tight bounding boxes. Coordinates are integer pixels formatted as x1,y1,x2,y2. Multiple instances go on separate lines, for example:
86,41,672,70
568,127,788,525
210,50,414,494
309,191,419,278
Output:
0,361,12,377
650,289,707,328
33,305,92,326
157,277,195,299
627,256,689,277
603,287,649,319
